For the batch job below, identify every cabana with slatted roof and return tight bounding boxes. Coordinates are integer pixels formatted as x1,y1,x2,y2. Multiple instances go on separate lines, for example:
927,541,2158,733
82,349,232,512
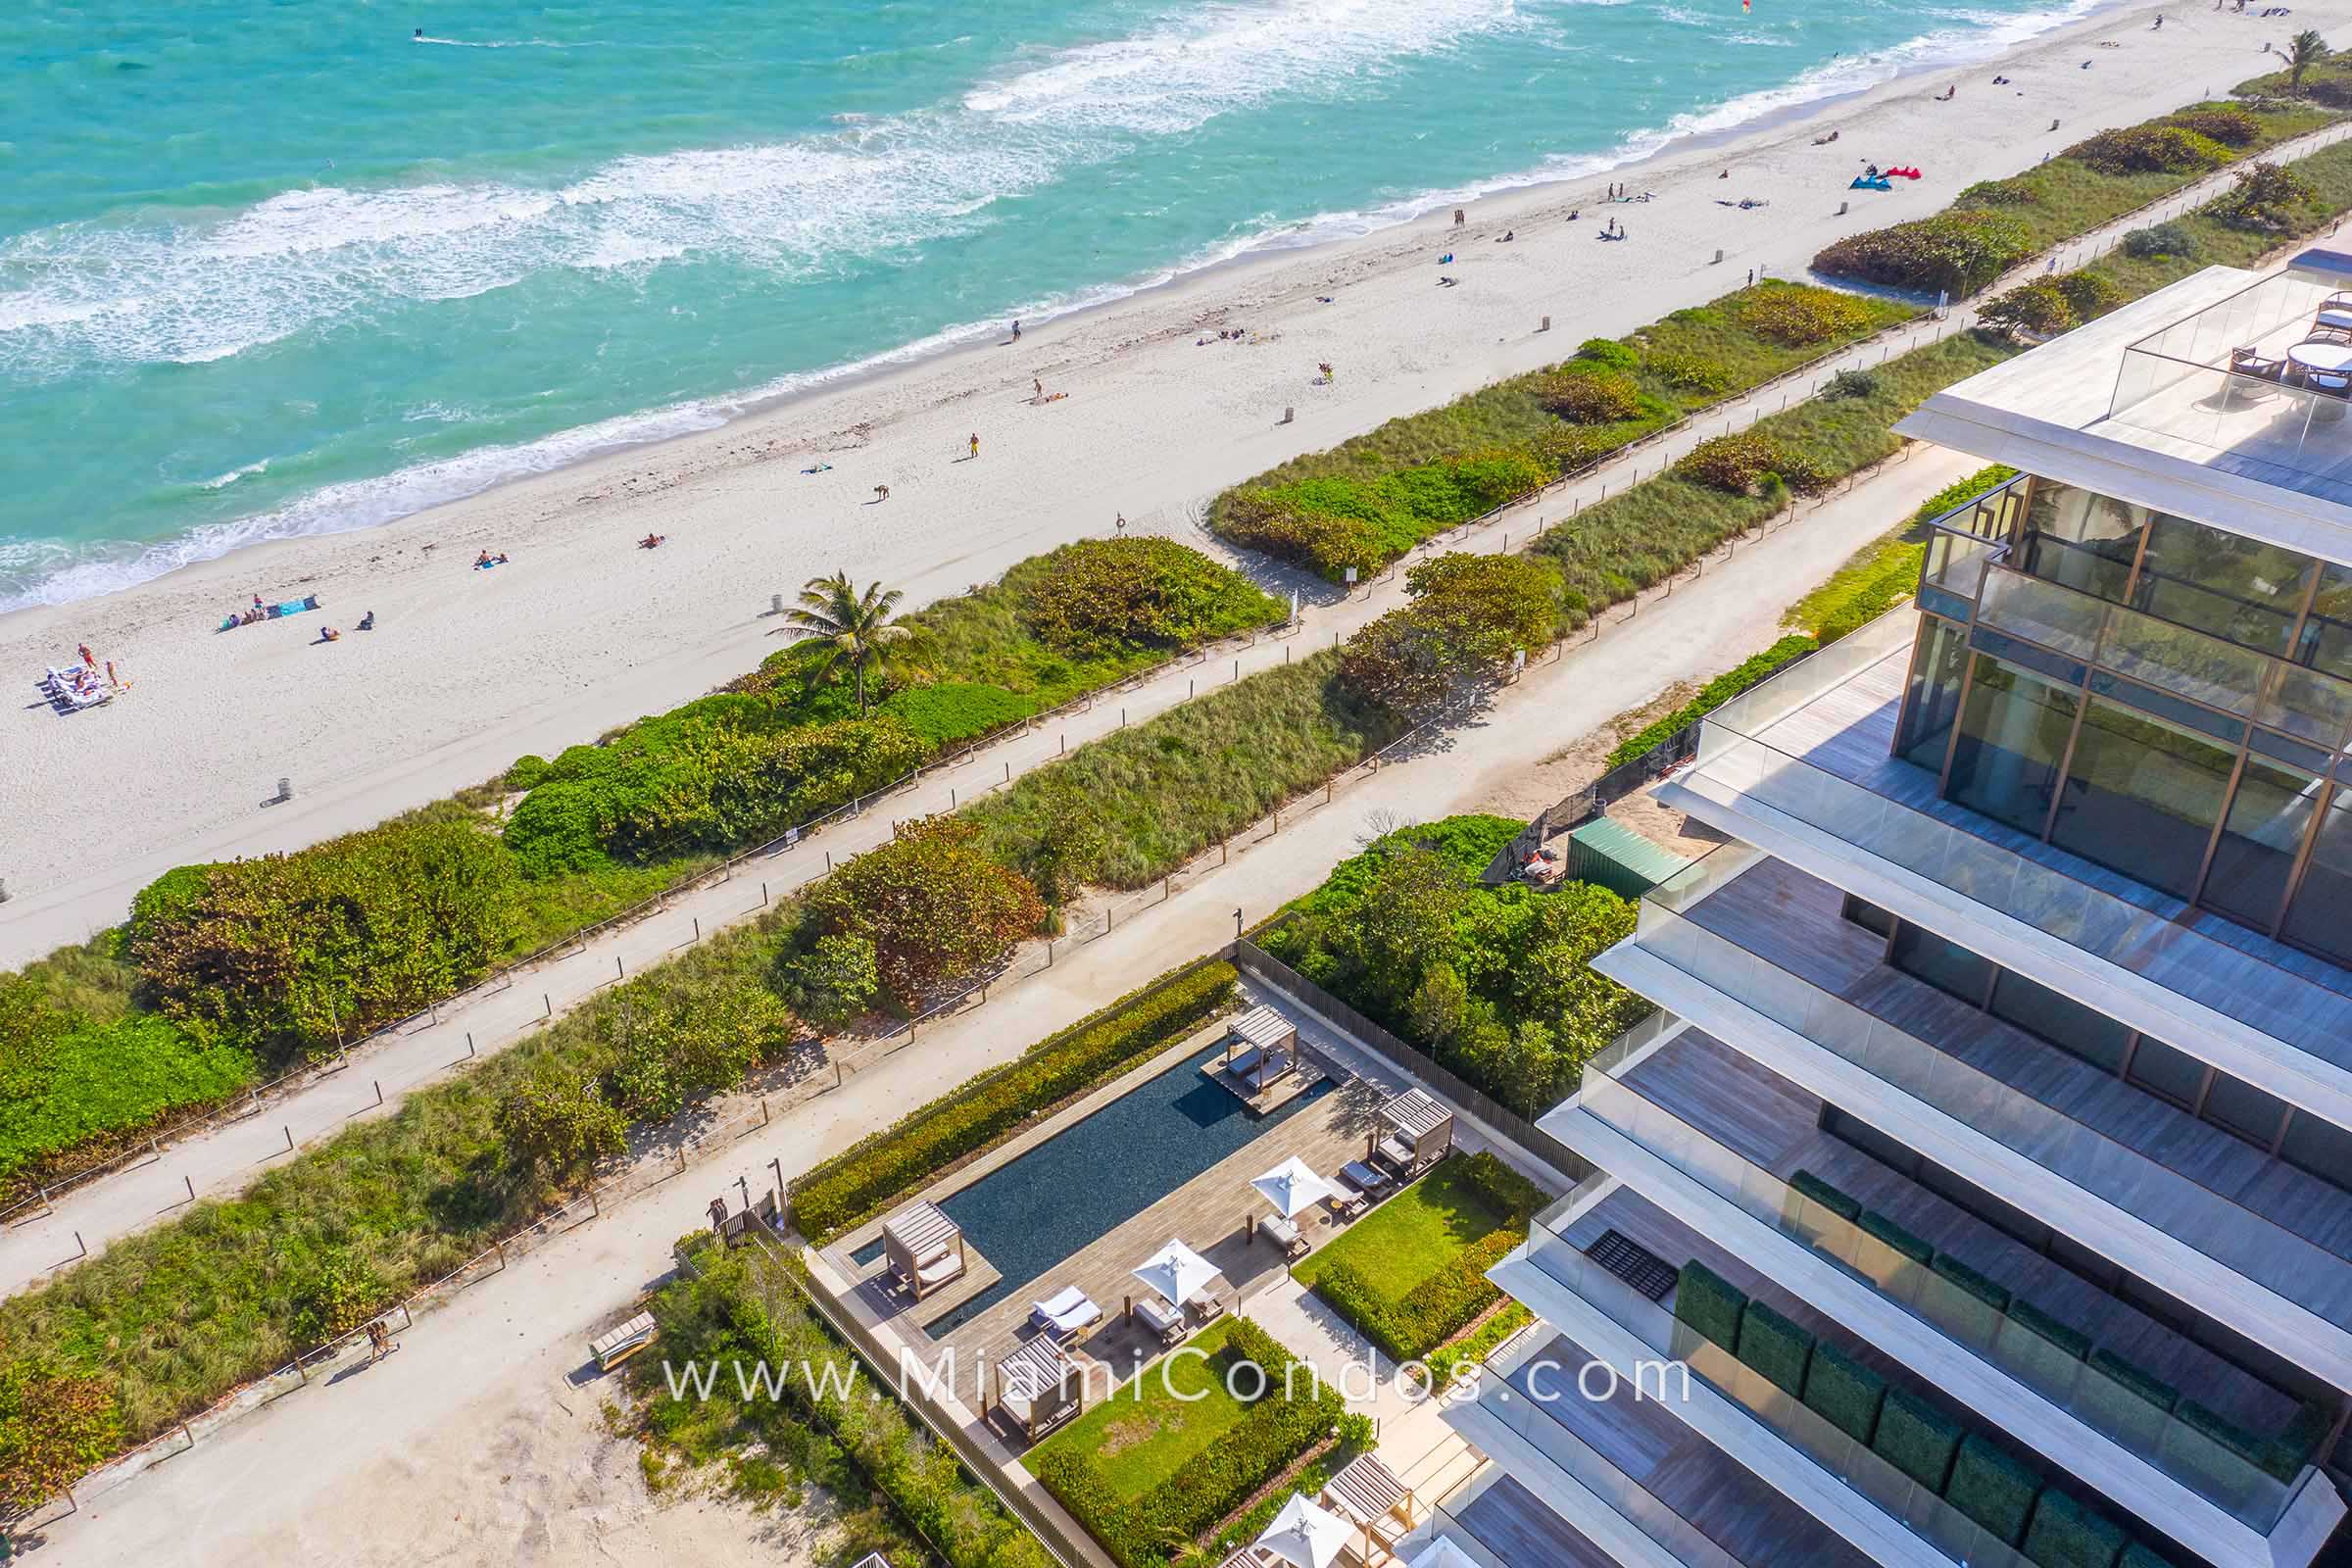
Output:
990,1334,1083,1442
882,1200,966,1299
1371,1088,1453,1177
1321,1452,1418,1565
1221,1004,1298,1093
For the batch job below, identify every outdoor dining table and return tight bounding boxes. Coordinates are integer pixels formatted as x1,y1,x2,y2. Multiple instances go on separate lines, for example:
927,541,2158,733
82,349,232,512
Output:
2289,341,2352,372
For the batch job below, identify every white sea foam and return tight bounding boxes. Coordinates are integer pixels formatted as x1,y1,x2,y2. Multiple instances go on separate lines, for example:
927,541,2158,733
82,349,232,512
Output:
0,0,2127,609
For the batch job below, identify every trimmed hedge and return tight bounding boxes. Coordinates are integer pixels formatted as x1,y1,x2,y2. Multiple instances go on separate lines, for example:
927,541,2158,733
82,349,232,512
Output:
2088,1348,2179,1413
1858,1208,1935,1265
2176,1396,2268,1471
1311,1229,1519,1362
1930,1252,2011,1311
1674,1261,1748,1350
1800,1341,1886,1445
1948,1433,2041,1546
2024,1489,2129,1568
1874,1389,1965,1492
1606,635,1818,768
1735,1300,1815,1397
1034,1317,1343,1568
2261,1399,2332,1482
788,960,1239,1240
1788,1168,1863,1223
2005,1298,2093,1361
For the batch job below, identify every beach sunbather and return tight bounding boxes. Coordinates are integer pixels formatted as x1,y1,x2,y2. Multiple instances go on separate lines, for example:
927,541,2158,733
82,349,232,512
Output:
358,611,375,631
639,533,665,550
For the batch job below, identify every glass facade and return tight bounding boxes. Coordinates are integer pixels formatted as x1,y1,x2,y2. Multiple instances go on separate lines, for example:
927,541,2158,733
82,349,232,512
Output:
1907,475,2352,969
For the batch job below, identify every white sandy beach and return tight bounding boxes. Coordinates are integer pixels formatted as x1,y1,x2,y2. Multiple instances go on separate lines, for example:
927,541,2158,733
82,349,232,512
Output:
0,0,2329,962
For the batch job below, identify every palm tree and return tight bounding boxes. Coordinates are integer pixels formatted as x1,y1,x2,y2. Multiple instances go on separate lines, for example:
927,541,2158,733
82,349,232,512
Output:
2288,28,2329,93
785,572,912,714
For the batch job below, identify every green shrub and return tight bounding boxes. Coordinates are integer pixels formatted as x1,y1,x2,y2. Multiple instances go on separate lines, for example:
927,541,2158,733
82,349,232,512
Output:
2166,105,2263,147
1800,1341,1886,1445
2122,221,2199,261
1928,1252,2011,1348
2260,1400,2332,1481
2054,270,2127,322
128,816,520,1061
2214,161,2320,232
1814,209,2035,295
0,1005,255,1188
2088,1348,2179,1413
1575,338,1641,369
1788,1169,1862,1221
1607,636,1815,767
1675,433,1832,497
1947,1433,2042,1545
1873,1390,1965,1491
788,961,1239,1239
1674,1261,1748,1349
1735,1300,1815,1396
493,1062,628,1177
802,814,1044,1006
1960,174,2045,207
2023,1490,2129,1568
1929,1252,2011,1310
1827,368,1881,399
2175,1397,2268,1469
1313,1229,1517,1360
1213,489,1389,582
1913,464,2019,526
2003,1298,2097,1363
1016,536,1284,658
504,754,551,791
2065,124,2230,176
779,931,881,1029
1982,279,2081,336
1458,1150,1546,1223
1644,349,1732,394
0,1363,123,1514
879,682,1037,747
1857,1208,1934,1264
1737,284,1872,347
1541,366,1647,423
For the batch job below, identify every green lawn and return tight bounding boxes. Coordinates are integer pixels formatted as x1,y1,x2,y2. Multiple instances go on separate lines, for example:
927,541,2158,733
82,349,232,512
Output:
1028,1318,1252,1501
1290,1157,1512,1304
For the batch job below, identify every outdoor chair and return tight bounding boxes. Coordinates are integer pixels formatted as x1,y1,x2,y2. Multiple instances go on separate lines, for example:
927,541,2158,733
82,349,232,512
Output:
1186,1290,1226,1326
1135,1295,1187,1346
1261,1214,1307,1258
1030,1286,1102,1344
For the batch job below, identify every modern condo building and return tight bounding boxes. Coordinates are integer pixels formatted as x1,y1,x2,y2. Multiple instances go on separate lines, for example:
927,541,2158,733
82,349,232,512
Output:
1439,256,2352,1568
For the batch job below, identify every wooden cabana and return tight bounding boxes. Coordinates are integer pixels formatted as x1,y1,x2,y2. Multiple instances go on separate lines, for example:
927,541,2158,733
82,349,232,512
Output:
991,1334,1083,1442
1222,1004,1298,1092
883,1200,967,1299
1371,1088,1453,1176
1321,1452,1418,1565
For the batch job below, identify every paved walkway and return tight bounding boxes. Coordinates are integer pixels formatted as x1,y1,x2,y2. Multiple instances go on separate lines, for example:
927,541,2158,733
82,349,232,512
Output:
13,104,2338,1297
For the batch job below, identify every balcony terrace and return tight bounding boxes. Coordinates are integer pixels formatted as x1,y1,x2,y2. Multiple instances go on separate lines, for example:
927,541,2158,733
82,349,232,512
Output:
1658,609,2352,1131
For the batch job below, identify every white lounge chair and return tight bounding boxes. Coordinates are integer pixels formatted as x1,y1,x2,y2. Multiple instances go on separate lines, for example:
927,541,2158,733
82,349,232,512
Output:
1261,1214,1307,1258
1030,1286,1102,1343
1135,1295,1187,1346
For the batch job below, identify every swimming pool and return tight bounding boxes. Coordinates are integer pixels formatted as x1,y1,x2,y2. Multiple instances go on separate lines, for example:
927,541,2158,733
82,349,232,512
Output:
918,1040,1332,1336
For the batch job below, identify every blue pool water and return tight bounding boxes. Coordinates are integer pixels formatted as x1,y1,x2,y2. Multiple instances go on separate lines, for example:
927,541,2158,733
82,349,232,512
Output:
922,1040,1334,1335
2,0,2112,609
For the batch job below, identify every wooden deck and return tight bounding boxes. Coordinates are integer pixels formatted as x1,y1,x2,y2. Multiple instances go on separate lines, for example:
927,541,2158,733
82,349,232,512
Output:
1737,642,2352,1065
1494,1314,1875,1568
1452,1474,1631,1568
1687,857,2352,1310
1619,1025,2297,1433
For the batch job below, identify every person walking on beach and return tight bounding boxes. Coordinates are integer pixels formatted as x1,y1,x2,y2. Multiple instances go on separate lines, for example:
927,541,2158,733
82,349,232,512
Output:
968,431,981,460
366,1320,393,1363
1010,319,1022,341
76,642,94,669
1034,377,1044,402
873,484,890,502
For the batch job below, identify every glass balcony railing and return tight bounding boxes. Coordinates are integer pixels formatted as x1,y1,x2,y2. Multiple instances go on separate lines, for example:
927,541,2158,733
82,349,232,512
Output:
1473,1328,1753,1568
1922,550,2352,751
1680,638,2352,1080
1576,989,2304,1529
1631,848,2352,1329
1514,1211,2033,1568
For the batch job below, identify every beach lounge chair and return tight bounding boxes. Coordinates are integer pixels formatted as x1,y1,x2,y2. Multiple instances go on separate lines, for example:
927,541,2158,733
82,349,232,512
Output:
1326,1179,1369,1221
1261,1213,1308,1259
1135,1295,1187,1346
1030,1286,1102,1344
1187,1289,1226,1327
1372,1133,1423,1178
1340,1159,1395,1200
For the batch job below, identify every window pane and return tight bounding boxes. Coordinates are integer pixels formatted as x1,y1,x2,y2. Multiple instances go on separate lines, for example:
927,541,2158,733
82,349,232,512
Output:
2299,563,2352,683
2280,1110,2352,1192
1889,921,1994,1005
1841,896,1895,939
2047,694,2236,900
2127,1035,2210,1107
1945,655,2081,836
2021,481,2141,603
2201,750,2320,930
2281,785,2352,968
2202,1073,2289,1149
1989,969,2134,1073
2132,513,2313,659
1898,616,1971,771
1824,1104,1923,1178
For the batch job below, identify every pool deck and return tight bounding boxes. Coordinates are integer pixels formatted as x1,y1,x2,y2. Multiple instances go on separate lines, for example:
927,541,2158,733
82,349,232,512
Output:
817,980,1456,1433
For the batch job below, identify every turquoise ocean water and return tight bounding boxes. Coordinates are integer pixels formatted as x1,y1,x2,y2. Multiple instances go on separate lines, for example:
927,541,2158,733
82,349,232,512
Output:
0,0,2102,609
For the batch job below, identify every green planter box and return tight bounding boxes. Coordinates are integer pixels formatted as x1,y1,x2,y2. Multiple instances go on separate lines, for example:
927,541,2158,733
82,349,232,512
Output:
1736,1300,1816,1398
1801,1341,1886,1446
1945,1433,2040,1546
1873,1389,1964,1493
2024,1490,2128,1568
1675,1261,1747,1351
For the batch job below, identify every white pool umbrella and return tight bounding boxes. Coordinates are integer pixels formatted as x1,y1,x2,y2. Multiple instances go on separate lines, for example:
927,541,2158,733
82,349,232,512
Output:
1406,1539,1484,1568
1251,1155,1337,1219
1132,1239,1219,1307
1256,1492,1351,1568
